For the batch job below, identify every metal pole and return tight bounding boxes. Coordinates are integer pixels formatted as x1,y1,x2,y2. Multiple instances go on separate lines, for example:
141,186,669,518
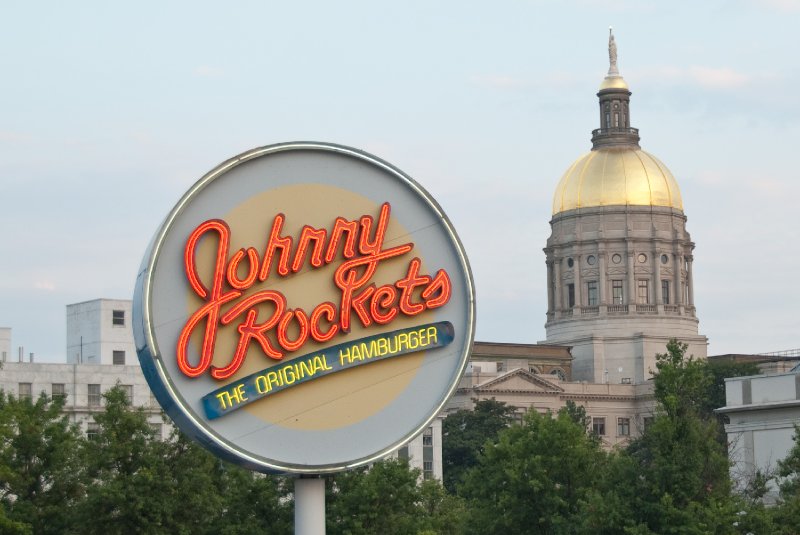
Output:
295,476,325,535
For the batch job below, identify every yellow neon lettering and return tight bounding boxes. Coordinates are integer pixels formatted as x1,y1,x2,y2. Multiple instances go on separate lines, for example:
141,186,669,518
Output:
255,375,270,394
340,347,351,366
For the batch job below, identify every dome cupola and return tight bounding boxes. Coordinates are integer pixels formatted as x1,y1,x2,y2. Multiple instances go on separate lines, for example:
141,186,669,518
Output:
551,28,683,215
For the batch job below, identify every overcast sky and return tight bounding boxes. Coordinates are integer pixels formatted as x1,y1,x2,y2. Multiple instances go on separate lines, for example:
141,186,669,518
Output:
2,0,799,362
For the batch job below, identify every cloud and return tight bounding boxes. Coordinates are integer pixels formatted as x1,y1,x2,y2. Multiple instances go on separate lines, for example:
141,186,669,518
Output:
754,0,800,12
634,65,752,90
0,131,31,143
34,281,56,291
193,65,225,78
470,71,582,91
688,66,750,90
471,74,526,90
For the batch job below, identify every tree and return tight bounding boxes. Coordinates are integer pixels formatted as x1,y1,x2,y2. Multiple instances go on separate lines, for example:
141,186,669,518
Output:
327,458,428,535
441,398,516,493
579,339,738,534
73,385,175,534
0,391,86,534
210,466,293,535
459,407,606,535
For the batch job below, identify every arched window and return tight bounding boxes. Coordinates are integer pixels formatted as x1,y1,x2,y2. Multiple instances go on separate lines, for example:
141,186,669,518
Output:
550,368,566,381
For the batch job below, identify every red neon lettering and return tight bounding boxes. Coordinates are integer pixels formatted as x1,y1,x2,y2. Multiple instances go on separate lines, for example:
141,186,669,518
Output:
422,269,452,309
258,214,293,281
310,302,339,342
396,258,431,316
292,226,327,272
227,247,260,290
371,285,399,324
177,202,454,380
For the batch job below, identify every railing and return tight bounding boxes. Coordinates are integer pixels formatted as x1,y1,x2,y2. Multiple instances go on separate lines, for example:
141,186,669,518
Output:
591,127,639,137
548,303,696,320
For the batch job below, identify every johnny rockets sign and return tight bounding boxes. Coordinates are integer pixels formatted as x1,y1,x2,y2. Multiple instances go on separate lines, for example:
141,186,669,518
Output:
133,142,475,473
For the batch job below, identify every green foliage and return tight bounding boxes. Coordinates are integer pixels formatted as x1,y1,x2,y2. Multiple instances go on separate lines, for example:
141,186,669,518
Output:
0,391,85,534
459,408,605,535
211,466,292,535
327,458,459,535
441,398,515,493
74,385,174,534
580,339,738,534
653,339,711,419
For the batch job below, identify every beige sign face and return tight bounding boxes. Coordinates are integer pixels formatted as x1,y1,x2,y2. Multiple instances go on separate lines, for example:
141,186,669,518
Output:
134,142,475,473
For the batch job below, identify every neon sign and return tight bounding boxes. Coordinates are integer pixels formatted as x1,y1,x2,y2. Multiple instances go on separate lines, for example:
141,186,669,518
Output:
177,202,452,380
134,142,475,474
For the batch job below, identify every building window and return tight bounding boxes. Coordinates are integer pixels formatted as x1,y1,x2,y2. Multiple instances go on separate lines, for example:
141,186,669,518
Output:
567,284,575,308
88,384,101,407
550,369,566,381
496,362,504,373
618,417,631,436
18,383,32,400
397,446,409,460
662,280,670,305
112,309,125,326
592,417,606,436
423,461,434,480
120,385,133,405
643,416,655,430
86,423,100,441
587,281,598,306
112,350,125,365
423,426,434,480
612,280,623,304
637,280,649,304
52,383,66,400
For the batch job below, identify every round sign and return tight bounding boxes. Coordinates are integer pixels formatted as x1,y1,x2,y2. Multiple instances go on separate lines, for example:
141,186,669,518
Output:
133,142,475,473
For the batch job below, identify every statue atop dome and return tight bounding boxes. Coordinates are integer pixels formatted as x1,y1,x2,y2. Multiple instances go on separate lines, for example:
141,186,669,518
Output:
608,27,619,76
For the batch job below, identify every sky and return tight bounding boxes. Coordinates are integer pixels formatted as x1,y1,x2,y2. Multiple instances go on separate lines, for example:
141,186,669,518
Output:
1,0,799,362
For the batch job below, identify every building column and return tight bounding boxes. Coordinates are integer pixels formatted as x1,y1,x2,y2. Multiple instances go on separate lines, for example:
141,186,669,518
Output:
598,249,607,308
687,255,695,307
554,258,562,316
546,260,554,315
626,250,636,307
674,252,684,307
573,255,582,309
654,247,663,307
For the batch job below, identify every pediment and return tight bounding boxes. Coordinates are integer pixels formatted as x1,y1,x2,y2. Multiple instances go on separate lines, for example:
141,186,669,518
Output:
475,369,564,394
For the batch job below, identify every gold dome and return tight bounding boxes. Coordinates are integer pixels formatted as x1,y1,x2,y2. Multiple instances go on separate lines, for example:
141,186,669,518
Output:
599,75,629,91
552,148,683,214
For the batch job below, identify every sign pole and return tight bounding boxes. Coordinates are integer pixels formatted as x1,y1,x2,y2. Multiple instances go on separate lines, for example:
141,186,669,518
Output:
295,475,326,535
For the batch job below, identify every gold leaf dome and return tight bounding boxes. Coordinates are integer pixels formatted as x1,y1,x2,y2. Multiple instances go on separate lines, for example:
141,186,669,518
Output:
552,148,683,214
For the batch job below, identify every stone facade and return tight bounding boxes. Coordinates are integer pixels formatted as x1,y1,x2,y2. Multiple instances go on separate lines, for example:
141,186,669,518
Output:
449,341,655,449
545,205,707,384
0,360,167,439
